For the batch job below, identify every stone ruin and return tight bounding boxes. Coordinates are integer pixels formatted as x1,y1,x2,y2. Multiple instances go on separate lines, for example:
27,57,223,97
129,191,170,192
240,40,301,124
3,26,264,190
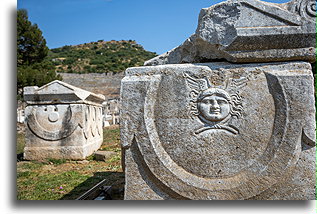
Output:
102,98,120,127
17,100,26,124
145,0,316,65
23,80,105,160
120,0,316,200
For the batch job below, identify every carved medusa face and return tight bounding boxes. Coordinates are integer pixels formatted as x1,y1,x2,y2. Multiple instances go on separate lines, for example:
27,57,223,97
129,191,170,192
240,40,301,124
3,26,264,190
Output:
184,72,245,133
197,88,231,122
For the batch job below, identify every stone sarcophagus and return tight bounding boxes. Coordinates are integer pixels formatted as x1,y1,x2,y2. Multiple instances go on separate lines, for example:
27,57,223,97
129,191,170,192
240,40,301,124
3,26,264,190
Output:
120,62,315,200
23,80,105,160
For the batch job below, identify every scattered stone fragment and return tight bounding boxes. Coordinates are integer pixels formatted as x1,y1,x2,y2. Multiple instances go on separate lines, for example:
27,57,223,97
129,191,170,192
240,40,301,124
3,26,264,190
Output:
94,150,117,161
77,160,90,164
145,0,316,65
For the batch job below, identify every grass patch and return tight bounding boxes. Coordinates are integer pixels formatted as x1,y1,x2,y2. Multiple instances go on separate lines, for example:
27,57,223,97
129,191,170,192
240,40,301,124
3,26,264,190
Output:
107,154,121,163
17,125,123,200
17,171,39,178
46,158,67,165
86,154,95,161
100,125,120,151
17,168,90,200
19,161,44,170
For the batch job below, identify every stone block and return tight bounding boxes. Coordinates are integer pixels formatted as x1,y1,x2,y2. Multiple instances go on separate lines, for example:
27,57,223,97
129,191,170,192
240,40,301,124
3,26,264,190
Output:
145,0,316,65
120,62,315,200
23,80,105,160
94,151,117,161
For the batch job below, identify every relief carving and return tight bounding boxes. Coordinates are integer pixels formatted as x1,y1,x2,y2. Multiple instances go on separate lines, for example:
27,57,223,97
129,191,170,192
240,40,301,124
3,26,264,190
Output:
289,0,316,20
83,105,91,139
83,105,101,139
91,106,97,137
184,72,247,134
96,107,103,136
26,104,79,141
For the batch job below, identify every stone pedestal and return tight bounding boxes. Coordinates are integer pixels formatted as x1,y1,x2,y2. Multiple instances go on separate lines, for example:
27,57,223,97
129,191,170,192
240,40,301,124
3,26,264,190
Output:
23,80,105,160
120,62,315,200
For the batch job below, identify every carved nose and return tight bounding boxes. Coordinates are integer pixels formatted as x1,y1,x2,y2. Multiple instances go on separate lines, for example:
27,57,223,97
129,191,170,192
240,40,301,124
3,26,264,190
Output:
210,101,220,110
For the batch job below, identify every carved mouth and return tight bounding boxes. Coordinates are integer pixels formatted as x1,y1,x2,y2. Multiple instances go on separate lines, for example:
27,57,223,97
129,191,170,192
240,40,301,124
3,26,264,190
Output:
210,110,221,114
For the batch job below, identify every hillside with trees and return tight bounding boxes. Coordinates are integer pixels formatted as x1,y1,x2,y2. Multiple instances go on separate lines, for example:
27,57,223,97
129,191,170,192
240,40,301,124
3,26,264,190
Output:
47,40,157,74
17,9,157,101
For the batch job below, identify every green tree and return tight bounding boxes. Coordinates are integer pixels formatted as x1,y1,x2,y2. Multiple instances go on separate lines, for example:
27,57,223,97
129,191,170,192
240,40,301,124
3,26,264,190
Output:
17,9,62,98
17,62,61,91
17,9,48,66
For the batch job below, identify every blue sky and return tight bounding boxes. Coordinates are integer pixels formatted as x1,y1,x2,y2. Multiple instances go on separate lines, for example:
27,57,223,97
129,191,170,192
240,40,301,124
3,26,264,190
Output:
18,0,290,54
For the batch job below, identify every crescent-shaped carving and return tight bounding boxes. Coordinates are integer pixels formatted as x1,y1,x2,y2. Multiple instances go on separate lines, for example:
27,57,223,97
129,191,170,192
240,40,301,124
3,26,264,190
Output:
136,73,301,200
26,106,79,141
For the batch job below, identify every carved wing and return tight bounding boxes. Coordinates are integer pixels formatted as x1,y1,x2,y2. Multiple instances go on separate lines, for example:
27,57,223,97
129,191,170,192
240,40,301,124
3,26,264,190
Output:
225,76,249,90
183,72,211,118
183,72,210,92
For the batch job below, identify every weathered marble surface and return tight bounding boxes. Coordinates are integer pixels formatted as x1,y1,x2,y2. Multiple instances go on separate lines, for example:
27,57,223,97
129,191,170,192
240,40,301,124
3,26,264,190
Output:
120,62,315,200
23,80,105,160
145,0,316,65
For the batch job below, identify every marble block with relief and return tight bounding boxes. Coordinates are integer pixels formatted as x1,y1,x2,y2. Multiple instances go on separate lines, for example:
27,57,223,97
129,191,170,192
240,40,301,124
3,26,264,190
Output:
23,80,105,160
120,62,315,200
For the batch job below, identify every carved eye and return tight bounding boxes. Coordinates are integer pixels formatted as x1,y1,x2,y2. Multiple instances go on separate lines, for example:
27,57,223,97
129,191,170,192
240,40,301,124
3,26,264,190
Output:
217,100,228,105
54,107,58,111
44,108,47,111
202,100,210,104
